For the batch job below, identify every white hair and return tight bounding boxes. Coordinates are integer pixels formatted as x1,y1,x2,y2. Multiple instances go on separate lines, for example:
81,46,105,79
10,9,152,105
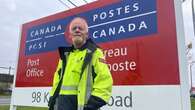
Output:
69,17,89,32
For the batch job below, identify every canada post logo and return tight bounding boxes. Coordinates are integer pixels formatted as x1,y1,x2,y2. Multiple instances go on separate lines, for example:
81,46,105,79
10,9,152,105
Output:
25,0,157,55
25,20,68,55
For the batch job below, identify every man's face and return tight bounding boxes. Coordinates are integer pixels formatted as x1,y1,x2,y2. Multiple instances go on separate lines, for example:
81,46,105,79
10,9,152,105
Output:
69,18,88,48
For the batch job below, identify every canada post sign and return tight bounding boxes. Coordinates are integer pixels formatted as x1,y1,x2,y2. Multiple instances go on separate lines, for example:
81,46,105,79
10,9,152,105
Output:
16,0,180,87
25,0,157,55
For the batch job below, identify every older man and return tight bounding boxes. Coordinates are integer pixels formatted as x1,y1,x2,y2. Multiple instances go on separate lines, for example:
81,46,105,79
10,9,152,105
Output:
48,17,113,110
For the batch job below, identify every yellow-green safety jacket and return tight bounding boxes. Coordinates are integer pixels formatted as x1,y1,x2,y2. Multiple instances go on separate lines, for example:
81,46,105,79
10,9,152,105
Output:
50,39,113,110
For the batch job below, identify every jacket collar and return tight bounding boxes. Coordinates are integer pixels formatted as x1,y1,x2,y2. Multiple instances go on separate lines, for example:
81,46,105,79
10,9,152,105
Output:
72,38,96,51
58,38,97,59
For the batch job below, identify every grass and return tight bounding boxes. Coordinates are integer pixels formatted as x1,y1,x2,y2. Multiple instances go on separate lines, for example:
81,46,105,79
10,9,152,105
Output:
0,98,194,110
17,106,47,110
0,106,8,110
0,93,11,96
0,106,47,110
192,98,195,110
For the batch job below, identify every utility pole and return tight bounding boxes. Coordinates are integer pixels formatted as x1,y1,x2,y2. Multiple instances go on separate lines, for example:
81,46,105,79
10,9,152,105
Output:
183,0,195,38
192,0,195,38
8,66,11,75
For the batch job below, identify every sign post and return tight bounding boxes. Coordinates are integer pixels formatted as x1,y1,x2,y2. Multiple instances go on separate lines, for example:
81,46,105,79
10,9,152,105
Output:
10,0,191,110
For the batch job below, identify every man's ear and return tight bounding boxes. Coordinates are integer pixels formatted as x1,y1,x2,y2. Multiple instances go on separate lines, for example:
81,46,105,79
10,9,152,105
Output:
85,32,89,40
64,23,72,44
86,32,89,37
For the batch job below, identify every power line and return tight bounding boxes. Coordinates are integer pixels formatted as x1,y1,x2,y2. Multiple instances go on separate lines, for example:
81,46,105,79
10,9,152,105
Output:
67,0,77,7
0,66,14,75
83,0,88,4
0,66,14,70
57,0,71,9
58,0,90,8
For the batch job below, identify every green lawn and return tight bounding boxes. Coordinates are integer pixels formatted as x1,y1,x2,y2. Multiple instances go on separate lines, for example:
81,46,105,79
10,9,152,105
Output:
192,98,195,110
0,106,47,110
0,93,10,96
0,98,194,110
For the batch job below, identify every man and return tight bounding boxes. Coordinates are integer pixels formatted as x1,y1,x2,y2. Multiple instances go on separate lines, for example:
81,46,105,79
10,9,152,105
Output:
48,17,113,110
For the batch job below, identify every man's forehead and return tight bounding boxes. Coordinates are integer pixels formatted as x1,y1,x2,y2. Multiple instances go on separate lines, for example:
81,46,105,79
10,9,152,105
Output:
70,18,87,26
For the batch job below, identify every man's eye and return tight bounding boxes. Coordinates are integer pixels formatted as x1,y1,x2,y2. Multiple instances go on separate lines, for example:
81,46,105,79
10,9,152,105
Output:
72,26,83,31
72,27,77,31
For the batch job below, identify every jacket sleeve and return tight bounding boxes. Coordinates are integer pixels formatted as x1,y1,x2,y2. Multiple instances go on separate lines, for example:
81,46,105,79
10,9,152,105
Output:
91,48,113,103
49,59,62,96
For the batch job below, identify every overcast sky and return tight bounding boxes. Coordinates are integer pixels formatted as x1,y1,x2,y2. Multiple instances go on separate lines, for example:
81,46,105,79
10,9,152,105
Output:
0,0,65,69
0,0,194,74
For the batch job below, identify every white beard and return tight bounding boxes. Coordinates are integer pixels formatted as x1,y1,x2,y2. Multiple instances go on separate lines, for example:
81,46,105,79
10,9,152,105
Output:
72,37,85,48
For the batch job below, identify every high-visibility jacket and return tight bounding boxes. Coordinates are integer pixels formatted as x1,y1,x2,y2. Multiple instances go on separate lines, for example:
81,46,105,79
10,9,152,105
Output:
50,39,113,109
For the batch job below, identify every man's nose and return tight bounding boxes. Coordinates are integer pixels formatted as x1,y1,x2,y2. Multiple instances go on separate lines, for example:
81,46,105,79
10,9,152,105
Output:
75,28,81,33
